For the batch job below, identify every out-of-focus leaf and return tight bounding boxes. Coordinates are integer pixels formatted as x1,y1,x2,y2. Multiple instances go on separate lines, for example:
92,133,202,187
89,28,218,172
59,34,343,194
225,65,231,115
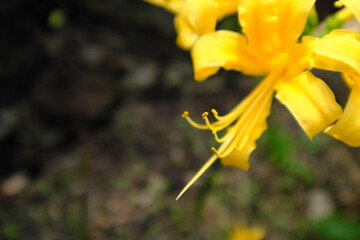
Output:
302,7,319,36
311,215,360,240
265,126,295,168
216,15,241,32
264,126,313,182
48,9,66,29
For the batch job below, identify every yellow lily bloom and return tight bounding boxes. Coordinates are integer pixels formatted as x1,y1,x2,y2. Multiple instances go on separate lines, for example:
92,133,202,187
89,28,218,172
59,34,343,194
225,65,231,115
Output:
311,1,360,147
312,28,360,147
145,0,238,49
177,0,342,200
229,224,265,240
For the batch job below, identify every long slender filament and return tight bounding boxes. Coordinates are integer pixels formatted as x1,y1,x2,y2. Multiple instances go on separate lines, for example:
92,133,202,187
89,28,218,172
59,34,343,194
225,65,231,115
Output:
176,68,284,200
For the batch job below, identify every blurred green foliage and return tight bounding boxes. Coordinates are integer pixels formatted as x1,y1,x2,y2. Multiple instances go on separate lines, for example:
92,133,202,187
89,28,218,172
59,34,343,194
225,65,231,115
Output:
194,160,221,216
3,225,19,240
302,7,319,36
311,215,360,240
48,9,66,29
1,1,359,239
264,126,313,183
217,14,241,32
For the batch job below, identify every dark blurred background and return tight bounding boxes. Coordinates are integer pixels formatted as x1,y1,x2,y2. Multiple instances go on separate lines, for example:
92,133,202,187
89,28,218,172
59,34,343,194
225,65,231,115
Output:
0,0,359,239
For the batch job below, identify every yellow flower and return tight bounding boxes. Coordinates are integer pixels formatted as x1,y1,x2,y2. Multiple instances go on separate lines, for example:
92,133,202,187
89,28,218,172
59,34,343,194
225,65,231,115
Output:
145,0,238,49
311,1,360,147
229,224,265,240
177,0,342,200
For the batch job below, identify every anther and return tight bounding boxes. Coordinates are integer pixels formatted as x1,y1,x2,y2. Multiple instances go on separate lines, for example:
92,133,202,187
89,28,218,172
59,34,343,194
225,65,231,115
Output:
211,147,219,155
212,130,216,135
182,111,189,118
202,112,209,119
211,109,218,116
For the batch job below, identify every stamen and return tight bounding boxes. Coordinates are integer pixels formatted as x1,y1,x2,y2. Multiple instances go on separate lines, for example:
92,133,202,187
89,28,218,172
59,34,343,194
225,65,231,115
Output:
213,144,235,159
182,111,209,130
212,129,233,143
203,115,217,131
234,90,273,151
214,70,279,159
177,67,285,200
211,147,219,156
211,109,222,120
230,74,276,152
176,155,218,201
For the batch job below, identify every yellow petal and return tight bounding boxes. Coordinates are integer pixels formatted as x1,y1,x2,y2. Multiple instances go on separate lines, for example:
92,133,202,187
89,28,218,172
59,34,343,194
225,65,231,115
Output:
275,71,342,139
312,29,360,74
184,0,217,36
215,0,238,20
342,72,359,89
174,0,218,50
230,225,266,240
191,30,270,81
276,0,316,51
286,36,319,77
174,16,199,50
326,88,360,147
220,149,250,170
339,0,360,22
144,0,183,14
238,0,279,57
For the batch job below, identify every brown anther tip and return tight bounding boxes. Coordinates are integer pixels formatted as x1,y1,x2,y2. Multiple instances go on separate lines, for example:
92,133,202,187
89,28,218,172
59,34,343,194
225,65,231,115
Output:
182,111,189,118
202,112,209,119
